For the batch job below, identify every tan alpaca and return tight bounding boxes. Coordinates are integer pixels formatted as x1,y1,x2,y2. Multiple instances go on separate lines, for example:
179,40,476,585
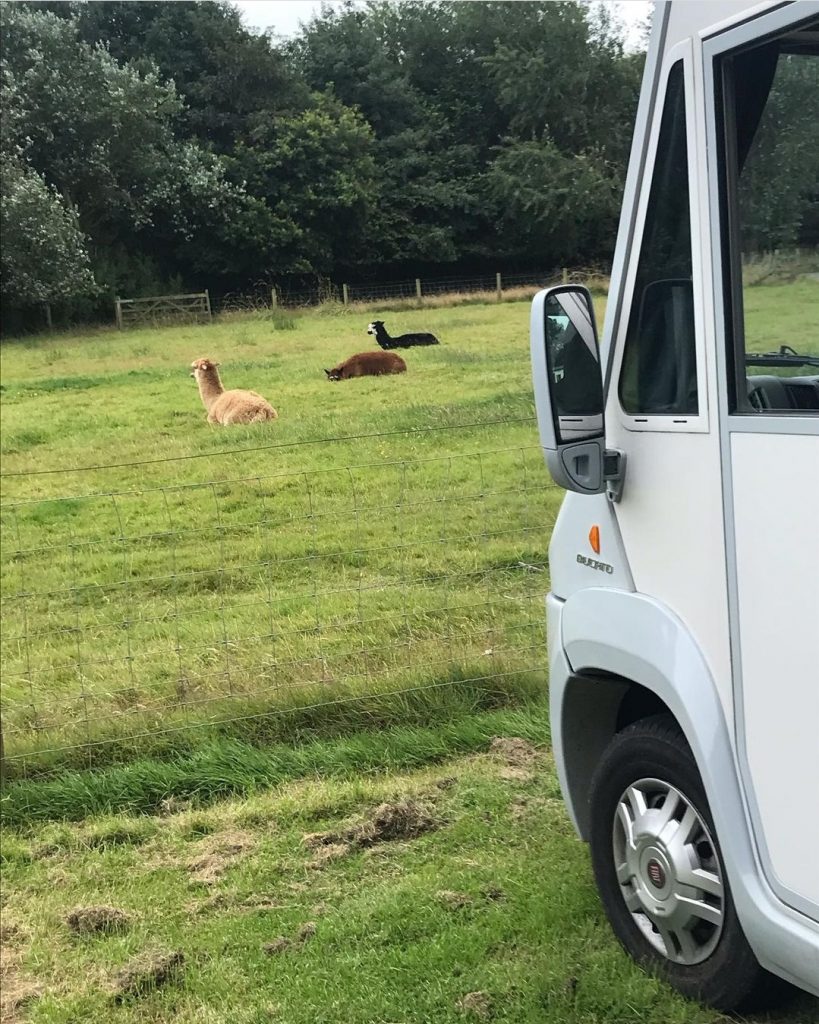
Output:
190,358,278,425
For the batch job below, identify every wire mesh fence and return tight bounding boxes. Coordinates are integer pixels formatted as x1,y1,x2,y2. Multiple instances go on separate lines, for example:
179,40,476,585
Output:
206,265,611,321
221,266,606,311
0,425,554,778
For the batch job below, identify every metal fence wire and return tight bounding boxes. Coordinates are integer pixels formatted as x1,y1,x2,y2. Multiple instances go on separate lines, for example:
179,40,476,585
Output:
248,267,602,310
0,425,553,776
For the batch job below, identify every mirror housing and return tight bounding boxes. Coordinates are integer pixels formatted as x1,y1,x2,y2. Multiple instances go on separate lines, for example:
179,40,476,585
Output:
530,285,625,500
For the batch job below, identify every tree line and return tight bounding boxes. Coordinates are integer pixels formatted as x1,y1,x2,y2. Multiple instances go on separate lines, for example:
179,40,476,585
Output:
0,0,644,326
1,1,814,330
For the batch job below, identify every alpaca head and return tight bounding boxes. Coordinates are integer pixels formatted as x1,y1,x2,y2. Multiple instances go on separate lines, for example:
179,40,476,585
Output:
190,357,220,380
367,321,384,337
324,367,341,381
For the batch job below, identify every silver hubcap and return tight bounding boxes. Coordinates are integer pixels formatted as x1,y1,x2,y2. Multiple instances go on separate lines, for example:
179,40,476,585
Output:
612,778,724,965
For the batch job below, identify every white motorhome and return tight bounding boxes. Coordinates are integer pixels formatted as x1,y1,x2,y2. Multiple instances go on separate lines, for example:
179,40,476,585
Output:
530,0,818,1009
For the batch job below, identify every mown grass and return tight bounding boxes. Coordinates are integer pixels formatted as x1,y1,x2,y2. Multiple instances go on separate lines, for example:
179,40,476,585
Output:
1,298,568,776
2,280,818,1024
2,715,815,1024
2,277,818,776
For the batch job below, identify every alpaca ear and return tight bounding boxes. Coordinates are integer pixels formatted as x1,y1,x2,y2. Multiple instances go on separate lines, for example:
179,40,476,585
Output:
324,369,331,377
212,362,220,368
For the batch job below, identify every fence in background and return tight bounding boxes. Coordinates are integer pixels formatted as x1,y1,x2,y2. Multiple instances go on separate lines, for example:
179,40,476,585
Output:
210,267,608,315
115,291,212,329
0,422,553,779
272,268,577,309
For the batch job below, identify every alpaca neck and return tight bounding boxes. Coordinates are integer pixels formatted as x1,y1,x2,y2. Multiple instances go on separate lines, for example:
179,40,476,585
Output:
197,370,224,411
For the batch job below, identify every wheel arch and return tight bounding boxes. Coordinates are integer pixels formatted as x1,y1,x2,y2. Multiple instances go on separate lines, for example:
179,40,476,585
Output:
557,671,675,839
553,588,737,843
549,588,819,995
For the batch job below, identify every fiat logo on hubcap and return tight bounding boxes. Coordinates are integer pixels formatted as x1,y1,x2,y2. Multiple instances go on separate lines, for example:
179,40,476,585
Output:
647,859,666,888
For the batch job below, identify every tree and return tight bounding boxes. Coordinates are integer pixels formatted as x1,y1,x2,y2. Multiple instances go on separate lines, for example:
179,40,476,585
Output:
485,138,622,264
1,4,241,296
73,1,307,152
1,0,655,322
224,93,378,276
0,157,97,306
738,54,819,252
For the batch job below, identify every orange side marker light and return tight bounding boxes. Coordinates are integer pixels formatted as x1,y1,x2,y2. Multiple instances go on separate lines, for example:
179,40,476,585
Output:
589,525,600,554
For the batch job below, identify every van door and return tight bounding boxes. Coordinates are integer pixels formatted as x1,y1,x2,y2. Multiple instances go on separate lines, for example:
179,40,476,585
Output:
707,9,819,918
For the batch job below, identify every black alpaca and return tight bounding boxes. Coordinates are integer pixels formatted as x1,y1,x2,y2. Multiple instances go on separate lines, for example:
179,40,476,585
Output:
367,320,439,349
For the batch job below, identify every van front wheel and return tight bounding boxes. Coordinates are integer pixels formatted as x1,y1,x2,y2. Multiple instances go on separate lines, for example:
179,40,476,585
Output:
589,714,776,1011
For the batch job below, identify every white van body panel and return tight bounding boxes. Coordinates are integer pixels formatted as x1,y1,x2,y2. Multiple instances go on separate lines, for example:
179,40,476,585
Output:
599,430,734,712
547,492,634,596
549,589,819,994
730,431,819,907
539,0,819,1000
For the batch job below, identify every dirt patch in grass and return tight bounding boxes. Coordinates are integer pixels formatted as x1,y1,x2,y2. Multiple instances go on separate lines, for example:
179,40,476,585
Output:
498,766,534,782
489,736,539,765
0,924,24,946
457,990,493,1019
306,841,351,870
510,795,547,819
187,892,231,915
111,949,185,1002
263,937,291,956
490,736,541,782
1,941,42,1024
239,892,283,912
436,890,473,910
437,884,504,911
482,884,505,902
304,799,440,865
157,796,192,817
262,920,316,957
186,829,255,885
65,906,132,936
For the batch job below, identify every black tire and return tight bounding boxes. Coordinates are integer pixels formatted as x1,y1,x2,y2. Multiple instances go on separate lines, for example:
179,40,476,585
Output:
589,714,783,1011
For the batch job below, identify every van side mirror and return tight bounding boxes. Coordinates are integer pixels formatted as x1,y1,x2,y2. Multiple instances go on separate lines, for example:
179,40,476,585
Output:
530,286,624,499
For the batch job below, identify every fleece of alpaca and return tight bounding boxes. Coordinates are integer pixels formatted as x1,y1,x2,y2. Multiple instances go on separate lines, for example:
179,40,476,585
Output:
367,320,439,349
191,358,278,424
325,351,407,380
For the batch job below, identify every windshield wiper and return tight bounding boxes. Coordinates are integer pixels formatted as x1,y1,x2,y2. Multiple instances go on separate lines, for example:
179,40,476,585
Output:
745,345,819,368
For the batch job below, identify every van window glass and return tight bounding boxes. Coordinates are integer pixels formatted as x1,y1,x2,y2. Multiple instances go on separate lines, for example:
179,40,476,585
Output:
619,61,697,417
722,27,819,414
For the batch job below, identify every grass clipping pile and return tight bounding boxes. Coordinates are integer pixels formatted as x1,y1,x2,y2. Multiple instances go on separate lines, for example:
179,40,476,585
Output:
65,906,132,936
187,829,256,885
303,799,440,868
488,736,540,782
111,950,186,1003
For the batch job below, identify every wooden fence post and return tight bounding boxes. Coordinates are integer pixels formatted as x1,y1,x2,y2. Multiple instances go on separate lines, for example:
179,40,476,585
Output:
562,267,569,284
496,272,502,302
342,283,349,305
271,286,278,309
44,302,53,330
415,278,422,305
115,297,123,330
204,289,212,319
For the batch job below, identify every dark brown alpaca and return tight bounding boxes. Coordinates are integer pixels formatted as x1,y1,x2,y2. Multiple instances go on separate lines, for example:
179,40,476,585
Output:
324,351,407,381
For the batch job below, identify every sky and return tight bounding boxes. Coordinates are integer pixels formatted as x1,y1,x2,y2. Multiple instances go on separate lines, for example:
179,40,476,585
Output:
233,1,652,50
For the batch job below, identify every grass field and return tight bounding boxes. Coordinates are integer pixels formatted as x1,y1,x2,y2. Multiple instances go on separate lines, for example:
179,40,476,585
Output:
2,278,818,774
2,281,819,1023
1,295,575,775
4,708,817,1024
